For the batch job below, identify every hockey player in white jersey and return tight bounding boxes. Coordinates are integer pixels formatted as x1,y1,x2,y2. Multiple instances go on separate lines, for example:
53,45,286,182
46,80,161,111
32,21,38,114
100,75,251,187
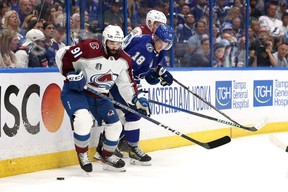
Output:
95,24,174,166
55,25,150,172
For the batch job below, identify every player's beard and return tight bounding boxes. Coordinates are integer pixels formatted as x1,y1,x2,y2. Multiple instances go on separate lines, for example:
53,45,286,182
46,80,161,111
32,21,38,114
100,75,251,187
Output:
107,47,120,56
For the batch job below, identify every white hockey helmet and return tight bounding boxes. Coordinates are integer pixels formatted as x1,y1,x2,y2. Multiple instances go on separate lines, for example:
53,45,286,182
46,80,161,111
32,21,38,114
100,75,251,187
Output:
102,25,124,45
146,10,167,31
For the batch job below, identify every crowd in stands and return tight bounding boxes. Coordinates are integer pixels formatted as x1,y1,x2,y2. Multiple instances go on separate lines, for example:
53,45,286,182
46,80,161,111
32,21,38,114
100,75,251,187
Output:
0,0,288,68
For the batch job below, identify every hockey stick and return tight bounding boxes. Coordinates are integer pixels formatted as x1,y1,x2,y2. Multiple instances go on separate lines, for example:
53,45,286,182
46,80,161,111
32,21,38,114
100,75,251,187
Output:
149,99,267,131
269,135,288,152
84,84,231,150
173,78,265,132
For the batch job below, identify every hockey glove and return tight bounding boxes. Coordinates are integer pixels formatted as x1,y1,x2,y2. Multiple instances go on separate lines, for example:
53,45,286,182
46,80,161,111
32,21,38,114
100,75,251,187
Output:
132,91,150,117
145,70,160,85
156,66,173,86
66,70,86,92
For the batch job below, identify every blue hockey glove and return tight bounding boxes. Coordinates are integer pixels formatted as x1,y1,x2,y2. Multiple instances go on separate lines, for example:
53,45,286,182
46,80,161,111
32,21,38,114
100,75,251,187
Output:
145,70,160,85
66,70,86,92
156,66,173,86
132,91,150,116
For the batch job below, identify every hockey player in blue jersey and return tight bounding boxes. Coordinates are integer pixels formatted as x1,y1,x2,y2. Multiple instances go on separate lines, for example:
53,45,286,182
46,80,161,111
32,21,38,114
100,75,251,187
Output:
94,23,174,166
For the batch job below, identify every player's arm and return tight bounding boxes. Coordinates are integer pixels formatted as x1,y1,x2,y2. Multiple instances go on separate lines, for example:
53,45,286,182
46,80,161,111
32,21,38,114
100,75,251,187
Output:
56,40,92,92
122,27,142,49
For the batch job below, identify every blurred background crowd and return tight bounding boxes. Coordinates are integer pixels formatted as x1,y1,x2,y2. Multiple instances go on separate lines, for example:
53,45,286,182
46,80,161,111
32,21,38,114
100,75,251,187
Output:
0,0,288,68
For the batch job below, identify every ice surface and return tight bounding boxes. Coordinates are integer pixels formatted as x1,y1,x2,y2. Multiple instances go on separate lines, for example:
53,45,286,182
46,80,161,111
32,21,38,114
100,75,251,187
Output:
1,133,288,192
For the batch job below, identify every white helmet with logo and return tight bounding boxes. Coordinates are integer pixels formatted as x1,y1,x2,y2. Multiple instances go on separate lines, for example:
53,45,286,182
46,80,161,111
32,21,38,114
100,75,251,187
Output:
102,25,124,55
102,25,124,45
146,10,167,31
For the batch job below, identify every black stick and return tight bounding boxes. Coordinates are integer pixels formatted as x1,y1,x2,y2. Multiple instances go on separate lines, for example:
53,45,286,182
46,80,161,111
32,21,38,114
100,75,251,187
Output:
173,78,263,131
84,85,231,150
149,99,265,131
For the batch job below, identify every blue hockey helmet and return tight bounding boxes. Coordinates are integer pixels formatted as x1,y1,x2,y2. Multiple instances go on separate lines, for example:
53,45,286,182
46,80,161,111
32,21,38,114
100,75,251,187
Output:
154,23,174,50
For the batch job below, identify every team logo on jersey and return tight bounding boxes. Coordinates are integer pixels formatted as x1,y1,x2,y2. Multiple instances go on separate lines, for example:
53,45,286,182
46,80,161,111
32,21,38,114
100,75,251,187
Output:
95,63,102,70
146,43,153,52
107,110,115,117
89,42,99,49
90,70,116,90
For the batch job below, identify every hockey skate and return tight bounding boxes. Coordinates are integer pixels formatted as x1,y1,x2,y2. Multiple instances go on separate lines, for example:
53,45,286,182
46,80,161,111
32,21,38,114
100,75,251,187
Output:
94,147,123,160
77,152,93,172
117,136,129,157
94,132,124,160
129,145,152,166
96,147,126,172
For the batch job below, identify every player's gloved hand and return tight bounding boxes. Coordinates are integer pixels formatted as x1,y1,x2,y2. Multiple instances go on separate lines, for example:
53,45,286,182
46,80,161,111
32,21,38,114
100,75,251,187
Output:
156,66,173,86
132,91,150,116
145,70,160,85
66,70,86,92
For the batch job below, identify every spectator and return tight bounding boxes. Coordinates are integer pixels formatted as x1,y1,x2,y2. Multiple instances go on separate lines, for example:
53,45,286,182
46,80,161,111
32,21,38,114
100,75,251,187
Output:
231,16,243,40
177,12,195,43
131,1,148,28
79,0,98,24
248,36,276,67
52,24,66,49
174,0,186,14
3,10,21,32
219,39,233,67
43,22,59,67
280,12,288,36
17,0,33,25
8,0,19,12
214,0,230,24
0,29,20,68
189,37,210,67
20,14,38,36
234,36,247,67
224,6,242,24
54,2,63,20
44,5,57,25
0,0,8,22
250,0,263,19
212,43,225,67
272,42,288,67
191,0,207,22
250,18,261,37
35,0,53,20
15,29,48,68
200,7,221,35
276,0,287,20
104,0,123,27
186,20,207,55
258,2,282,37
177,3,191,27
70,13,81,44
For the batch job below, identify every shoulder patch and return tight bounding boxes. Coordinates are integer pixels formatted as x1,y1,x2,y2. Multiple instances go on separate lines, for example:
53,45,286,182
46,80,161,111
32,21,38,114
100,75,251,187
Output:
146,43,153,53
89,42,99,49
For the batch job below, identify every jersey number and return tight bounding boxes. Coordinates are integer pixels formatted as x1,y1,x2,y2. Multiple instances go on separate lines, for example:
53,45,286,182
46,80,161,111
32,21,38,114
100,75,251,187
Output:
71,47,83,58
131,51,145,65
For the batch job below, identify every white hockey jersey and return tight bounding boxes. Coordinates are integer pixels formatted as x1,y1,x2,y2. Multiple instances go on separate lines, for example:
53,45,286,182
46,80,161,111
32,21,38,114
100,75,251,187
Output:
55,39,138,104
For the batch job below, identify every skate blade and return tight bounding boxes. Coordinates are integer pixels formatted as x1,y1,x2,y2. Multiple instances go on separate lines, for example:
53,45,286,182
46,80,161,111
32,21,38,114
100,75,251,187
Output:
130,159,152,166
93,152,101,161
102,164,126,172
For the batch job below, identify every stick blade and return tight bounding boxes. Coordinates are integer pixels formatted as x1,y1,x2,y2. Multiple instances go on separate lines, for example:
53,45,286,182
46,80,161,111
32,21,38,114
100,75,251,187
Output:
205,136,231,149
254,117,268,130
243,117,268,131
269,134,288,152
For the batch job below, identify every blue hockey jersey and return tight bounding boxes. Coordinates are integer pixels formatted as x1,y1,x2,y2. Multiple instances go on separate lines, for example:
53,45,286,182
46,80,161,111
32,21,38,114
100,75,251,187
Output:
124,34,166,80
